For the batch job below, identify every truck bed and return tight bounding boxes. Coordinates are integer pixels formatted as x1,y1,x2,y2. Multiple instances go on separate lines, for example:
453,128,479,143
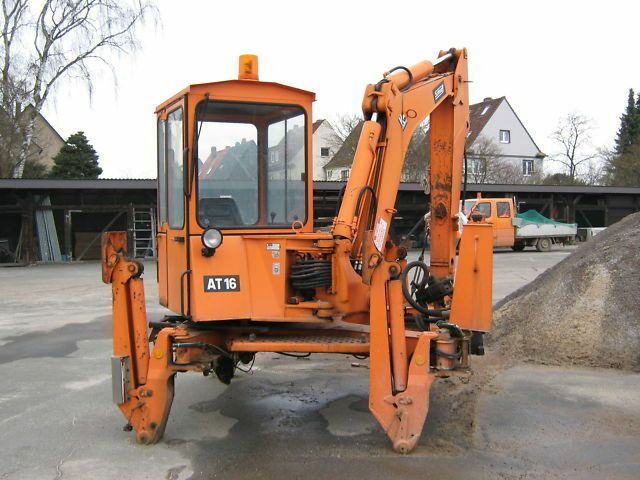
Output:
513,218,577,238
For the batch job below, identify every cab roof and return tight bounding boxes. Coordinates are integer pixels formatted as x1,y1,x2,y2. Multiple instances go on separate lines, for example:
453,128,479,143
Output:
155,80,316,113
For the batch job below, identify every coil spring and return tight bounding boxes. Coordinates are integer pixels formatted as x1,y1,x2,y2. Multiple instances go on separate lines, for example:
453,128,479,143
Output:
290,258,332,290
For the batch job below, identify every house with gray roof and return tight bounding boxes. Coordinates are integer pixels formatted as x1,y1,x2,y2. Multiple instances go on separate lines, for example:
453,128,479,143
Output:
312,119,340,180
323,96,545,184
466,96,545,183
323,122,363,181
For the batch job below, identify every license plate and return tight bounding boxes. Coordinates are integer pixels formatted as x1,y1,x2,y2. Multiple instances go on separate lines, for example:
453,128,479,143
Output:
203,275,240,292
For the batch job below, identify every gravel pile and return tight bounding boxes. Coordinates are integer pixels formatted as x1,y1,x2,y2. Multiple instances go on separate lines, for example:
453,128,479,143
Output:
488,212,640,371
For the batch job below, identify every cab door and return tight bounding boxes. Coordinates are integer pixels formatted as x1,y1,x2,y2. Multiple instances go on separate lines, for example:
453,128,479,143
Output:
157,117,168,306
164,103,189,315
474,201,498,244
495,200,515,247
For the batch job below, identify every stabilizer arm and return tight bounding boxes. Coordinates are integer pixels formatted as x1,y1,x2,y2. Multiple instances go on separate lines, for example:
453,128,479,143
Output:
368,253,437,453
102,232,176,444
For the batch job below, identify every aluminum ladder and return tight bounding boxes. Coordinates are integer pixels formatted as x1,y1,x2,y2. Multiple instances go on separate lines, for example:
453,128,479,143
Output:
132,208,157,258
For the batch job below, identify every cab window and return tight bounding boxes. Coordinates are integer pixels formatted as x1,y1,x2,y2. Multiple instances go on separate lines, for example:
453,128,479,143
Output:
196,100,307,228
157,119,167,225
475,202,491,217
167,108,184,229
497,201,511,218
463,200,476,215
198,121,259,226
267,113,306,224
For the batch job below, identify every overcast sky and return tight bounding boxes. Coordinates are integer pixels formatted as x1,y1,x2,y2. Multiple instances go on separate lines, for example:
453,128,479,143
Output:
42,0,640,179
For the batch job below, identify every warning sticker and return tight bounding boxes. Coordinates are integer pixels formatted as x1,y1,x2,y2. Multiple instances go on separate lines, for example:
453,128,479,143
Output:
266,243,280,251
373,217,388,252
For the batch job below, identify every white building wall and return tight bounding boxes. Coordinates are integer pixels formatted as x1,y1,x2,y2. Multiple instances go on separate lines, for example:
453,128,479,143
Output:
312,121,339,180
477,101,540,157
325,166,351,181
475,100,544,176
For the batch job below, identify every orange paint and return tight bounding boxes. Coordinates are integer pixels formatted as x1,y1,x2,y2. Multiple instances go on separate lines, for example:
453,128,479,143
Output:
103,49,493,453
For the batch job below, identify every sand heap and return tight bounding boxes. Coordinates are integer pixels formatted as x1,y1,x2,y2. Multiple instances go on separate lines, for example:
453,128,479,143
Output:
488,212,640,371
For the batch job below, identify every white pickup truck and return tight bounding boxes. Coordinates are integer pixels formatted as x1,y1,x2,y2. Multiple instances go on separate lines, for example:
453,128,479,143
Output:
464,197,578,252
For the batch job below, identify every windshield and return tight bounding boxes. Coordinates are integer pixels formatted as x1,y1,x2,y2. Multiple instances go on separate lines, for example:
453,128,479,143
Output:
463,200,476,215
196,101,306,228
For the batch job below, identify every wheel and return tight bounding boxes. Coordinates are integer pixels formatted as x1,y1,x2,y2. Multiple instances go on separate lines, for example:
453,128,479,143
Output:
511,244,526,252
535,237,552,252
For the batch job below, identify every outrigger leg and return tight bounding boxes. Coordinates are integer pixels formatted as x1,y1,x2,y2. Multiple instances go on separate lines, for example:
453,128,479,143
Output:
368,260,437,453
102,232,176,444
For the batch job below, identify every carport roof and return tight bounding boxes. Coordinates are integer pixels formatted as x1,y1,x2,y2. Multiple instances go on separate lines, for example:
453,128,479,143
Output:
1,178,639,195
314,181,640,195
0,178,156,190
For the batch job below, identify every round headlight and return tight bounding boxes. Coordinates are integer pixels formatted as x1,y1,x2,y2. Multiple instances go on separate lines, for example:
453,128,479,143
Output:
202,228,223,250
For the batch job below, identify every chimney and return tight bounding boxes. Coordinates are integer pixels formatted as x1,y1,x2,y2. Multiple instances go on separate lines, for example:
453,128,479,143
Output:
210,146,217,155
483,97,492,102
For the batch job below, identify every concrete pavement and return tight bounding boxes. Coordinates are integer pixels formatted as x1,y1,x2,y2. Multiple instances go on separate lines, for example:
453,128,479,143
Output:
0,247,638,479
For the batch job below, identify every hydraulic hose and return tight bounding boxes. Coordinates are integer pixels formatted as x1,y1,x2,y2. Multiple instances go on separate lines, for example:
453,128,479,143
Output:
172,341,233,359
400,261,451,318
353,185,378,234
408,314,447,331
435,320,465,338
385,66,414,92
290,259,332,289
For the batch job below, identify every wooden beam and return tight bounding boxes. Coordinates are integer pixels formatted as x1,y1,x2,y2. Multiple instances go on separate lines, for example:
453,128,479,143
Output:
75,211,125,261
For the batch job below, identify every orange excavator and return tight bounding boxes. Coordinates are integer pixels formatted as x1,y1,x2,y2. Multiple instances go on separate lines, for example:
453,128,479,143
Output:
102,49,493,453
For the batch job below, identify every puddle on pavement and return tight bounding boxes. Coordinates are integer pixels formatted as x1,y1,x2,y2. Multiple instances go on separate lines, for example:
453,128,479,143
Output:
0,316,110,364
319,394,377,436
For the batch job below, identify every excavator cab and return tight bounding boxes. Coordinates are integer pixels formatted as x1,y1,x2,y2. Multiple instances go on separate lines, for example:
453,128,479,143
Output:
155,56,317,320
102,50,495,453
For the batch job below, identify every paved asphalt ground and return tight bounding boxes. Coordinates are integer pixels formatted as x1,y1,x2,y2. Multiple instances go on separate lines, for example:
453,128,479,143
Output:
1,247,639,479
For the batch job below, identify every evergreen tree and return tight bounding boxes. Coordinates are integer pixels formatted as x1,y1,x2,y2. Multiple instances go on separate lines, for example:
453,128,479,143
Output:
50,131,102,179
606,89,640,186
614,89,640,154
606,143,640,186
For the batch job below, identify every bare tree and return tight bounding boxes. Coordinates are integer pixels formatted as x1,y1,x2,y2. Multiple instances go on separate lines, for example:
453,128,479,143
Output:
548,113,598,183
464,136,544,185
0,0,155,177
329,113,361,148
401,120,430,183
465,136,499,184
582,156,605,185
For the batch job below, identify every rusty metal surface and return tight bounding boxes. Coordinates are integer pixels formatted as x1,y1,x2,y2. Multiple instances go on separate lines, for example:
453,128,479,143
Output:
101,231,128,284
228,334,369,353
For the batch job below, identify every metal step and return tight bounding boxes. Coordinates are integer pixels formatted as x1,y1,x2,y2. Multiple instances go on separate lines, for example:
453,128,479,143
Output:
227,334,370,353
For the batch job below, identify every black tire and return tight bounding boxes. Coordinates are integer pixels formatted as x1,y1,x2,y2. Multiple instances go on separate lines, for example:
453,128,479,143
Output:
535,237,552,252
511,244,526,252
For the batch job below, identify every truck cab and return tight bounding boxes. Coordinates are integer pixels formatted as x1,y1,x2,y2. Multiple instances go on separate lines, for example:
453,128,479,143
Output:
463,196,516,248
